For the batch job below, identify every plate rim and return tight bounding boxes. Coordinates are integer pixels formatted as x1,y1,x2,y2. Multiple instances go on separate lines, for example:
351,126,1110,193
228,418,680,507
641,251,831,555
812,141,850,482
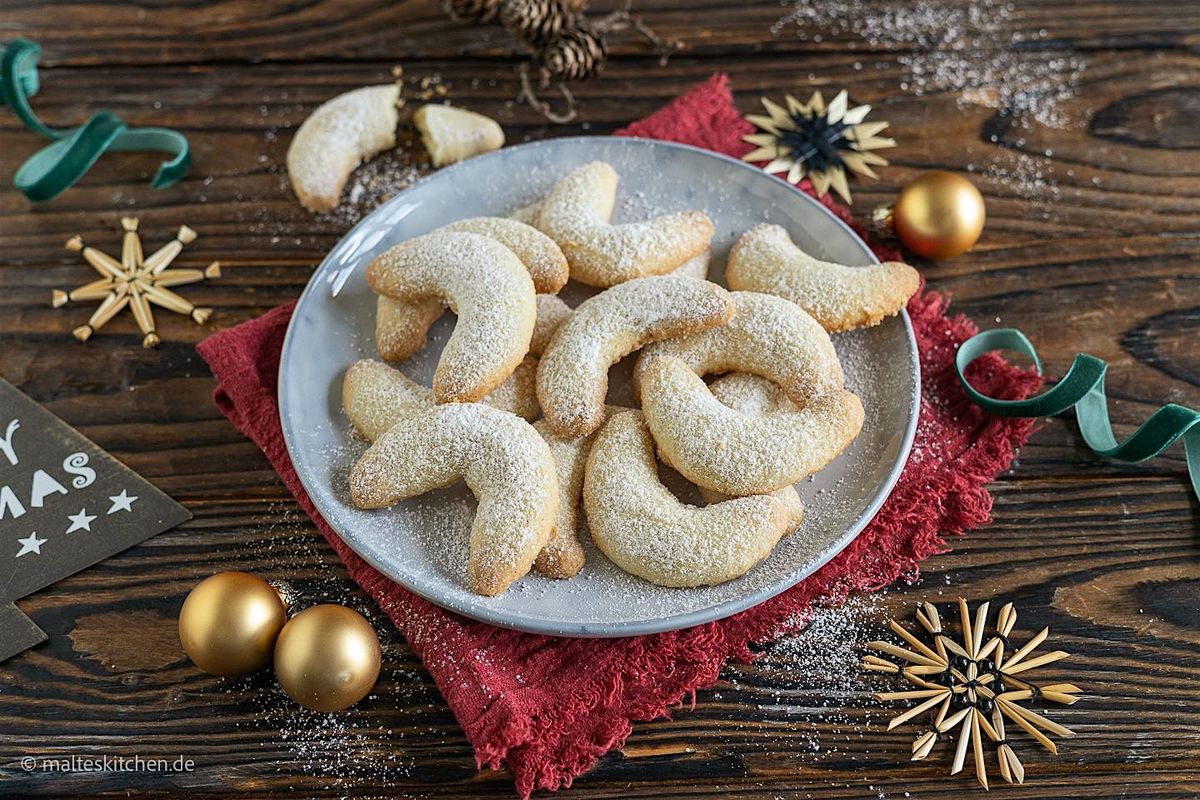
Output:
279,135,921,637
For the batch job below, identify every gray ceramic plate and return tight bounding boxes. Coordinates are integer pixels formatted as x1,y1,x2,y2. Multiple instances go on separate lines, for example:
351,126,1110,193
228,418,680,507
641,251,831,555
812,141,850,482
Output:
279,136,919,637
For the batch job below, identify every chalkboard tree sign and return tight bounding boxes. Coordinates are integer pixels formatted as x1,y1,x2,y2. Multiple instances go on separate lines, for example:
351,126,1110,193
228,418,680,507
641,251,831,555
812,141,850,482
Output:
0,377,191,661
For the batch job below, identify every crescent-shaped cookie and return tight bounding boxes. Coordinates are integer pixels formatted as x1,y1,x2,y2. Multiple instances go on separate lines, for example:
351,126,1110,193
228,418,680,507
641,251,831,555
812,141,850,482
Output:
535,161,715,287
344,359,589,572
287,85,400,213
513,195,710,281
443,216,569,293
727,223,920,332
537,275,735,437
349,403,558,596
367,231,536,402
696,373,799,504
529,409,615,580
633,291,844,405
673,248,712,281
637,355,863,496
342,358,540,436
509,200,543,225
584,410,805,588
375,295,446,363
529,294,573,357
374,217,567,363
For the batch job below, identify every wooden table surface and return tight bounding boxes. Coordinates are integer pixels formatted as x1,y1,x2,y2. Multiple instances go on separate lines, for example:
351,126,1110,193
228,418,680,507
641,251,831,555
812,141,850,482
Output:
2,1,1198,797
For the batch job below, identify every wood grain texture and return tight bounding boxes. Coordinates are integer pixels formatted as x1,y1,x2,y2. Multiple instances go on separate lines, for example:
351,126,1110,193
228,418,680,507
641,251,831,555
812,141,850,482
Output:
1,1,1198,797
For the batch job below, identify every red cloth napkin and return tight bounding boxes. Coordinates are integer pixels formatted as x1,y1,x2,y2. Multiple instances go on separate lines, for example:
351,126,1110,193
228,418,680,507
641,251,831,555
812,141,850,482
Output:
197,75,1040,797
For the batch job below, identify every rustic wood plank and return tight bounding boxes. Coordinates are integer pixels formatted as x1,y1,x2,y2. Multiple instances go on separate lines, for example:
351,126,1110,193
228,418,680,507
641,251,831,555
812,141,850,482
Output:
6,0,1199,66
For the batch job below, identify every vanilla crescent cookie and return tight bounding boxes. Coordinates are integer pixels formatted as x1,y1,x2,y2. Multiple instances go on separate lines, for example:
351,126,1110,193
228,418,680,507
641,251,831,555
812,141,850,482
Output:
535,161,715,287
287,85,400,214
537,275,735,437
673,248,712,280
709,372,798,415
513,196,710,281
443,217,569,294
342,358,541,435
529,294,573,357
584,411,805,588
530,409,616,579
633,291,844,405
374,217,567,363
367,232,535,402
509,200,542,225
638,356,863,496
375,295,445,363
349,403,558,596
697,373,800,504
727,223,920,332
343,359,574,571
342,359,432,441
634,292,863,495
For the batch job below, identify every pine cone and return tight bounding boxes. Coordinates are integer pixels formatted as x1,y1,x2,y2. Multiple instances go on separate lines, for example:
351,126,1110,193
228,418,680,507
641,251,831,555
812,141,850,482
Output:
536,23,607,81
443,0,502,22
500,0,577,48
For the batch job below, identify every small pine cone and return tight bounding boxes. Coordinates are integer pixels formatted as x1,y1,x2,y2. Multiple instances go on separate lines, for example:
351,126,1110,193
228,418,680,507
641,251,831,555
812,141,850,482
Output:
443,0,502,22
536,23,607,81
500,0,577,48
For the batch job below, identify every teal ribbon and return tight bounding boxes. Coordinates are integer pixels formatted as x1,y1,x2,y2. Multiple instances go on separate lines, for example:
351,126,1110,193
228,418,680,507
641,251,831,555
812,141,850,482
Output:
956,328,1200,502
0,38,190,202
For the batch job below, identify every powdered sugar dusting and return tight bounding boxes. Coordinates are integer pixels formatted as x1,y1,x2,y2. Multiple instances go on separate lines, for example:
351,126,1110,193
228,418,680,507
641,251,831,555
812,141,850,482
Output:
349,403,557,594
537,275,734,435
638,291,845,403
717,593,888,762
318,144,433,228
773,0,1085,201
368,232,536,401
728,224,919,332
584,411,805,587
535,161,715,286
774,0,1083,130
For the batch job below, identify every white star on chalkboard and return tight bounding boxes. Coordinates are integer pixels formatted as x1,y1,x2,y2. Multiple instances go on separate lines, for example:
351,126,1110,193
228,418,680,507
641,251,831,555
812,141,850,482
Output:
16,533,47,558
65,509,97,534
107,490,138,514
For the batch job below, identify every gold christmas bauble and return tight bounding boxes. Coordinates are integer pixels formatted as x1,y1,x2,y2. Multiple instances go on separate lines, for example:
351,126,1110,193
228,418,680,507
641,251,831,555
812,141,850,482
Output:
274,605,381,712
179,571,288,677
892,171,985,259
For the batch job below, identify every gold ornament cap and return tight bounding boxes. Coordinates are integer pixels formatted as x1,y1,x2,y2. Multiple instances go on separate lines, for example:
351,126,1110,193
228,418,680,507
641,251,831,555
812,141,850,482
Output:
274,604,381,713
178,571,288,678
888,171,985,259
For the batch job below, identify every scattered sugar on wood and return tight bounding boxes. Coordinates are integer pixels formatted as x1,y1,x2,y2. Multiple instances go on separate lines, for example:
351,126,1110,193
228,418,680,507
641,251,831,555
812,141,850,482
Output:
715,593,890,760
774,0,1085,202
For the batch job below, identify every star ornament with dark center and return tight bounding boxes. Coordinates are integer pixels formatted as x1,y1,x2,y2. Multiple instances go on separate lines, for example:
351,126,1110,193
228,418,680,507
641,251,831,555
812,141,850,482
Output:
861,599,1082,789
741,89,895,203
52,217,220,348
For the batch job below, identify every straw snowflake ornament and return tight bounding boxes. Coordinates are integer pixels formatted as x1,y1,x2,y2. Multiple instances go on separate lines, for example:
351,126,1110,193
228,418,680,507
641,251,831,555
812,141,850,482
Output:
53,217,219,348
742,89,894,203
862,599,1081,789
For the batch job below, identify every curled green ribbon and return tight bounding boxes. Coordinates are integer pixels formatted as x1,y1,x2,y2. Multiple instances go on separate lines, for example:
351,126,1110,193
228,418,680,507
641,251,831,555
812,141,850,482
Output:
0,38,191,202
956,328,1200,502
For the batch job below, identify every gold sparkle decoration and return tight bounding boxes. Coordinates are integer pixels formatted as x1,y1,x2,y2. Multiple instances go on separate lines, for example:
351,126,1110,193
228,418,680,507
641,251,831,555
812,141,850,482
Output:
742,89,895,204
861,599,1081,789
53,217,220,348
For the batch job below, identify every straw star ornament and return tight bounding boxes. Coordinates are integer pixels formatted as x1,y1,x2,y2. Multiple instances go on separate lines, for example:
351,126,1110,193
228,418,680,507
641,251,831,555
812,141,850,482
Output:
742,89,894,203
862,599,1081,789
53,218,220,348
